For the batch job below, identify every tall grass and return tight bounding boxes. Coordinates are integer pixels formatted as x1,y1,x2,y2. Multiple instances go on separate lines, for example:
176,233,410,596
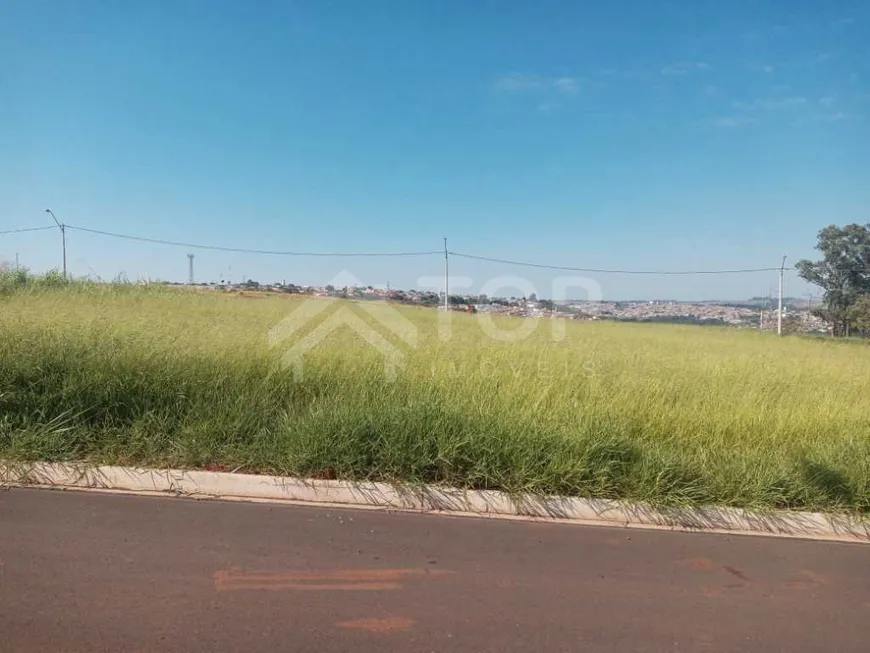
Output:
1,273,869,512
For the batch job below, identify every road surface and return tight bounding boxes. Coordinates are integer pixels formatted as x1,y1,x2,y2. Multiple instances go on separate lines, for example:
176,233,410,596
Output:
1,488,868,652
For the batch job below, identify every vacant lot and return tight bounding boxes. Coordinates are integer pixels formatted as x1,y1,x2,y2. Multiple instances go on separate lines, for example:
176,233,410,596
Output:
1,280,869,513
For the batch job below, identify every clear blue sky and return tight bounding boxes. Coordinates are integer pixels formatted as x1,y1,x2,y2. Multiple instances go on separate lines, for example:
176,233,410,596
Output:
2,0,868,300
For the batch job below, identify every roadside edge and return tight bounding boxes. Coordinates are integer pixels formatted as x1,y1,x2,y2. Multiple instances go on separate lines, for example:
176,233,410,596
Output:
2,461,867,543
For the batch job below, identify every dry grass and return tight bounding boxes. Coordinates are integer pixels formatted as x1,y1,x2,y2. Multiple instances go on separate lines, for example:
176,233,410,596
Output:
1,273,868,512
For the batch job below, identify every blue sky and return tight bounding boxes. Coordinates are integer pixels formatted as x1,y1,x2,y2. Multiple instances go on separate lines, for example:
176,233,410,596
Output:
1,0,868,300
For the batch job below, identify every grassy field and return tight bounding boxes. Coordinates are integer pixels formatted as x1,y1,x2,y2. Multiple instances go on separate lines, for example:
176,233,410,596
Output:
1,274,869,513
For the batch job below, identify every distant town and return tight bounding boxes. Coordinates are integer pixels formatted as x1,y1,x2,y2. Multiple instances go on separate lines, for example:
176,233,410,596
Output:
170,279,830,335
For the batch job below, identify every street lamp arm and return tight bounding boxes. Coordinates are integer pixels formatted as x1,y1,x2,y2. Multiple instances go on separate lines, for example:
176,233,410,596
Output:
45,208,62,229
43,209,67,279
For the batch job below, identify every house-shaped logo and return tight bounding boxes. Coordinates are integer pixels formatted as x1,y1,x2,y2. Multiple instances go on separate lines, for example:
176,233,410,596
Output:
268,271,418,381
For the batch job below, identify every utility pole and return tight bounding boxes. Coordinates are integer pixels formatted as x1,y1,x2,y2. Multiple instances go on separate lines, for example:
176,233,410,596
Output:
188,253,195,285
443,237,449,311
45,209,66,279
777,254,787,336
15,253,19,270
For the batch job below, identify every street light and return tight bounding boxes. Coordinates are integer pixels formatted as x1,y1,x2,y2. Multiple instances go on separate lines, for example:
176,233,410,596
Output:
45,208,66,280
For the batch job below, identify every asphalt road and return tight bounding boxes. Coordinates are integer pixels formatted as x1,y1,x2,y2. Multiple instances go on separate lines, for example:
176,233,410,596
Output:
1,488,868,652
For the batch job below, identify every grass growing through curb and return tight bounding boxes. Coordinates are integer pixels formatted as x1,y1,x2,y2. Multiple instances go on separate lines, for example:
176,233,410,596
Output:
1,272,869,513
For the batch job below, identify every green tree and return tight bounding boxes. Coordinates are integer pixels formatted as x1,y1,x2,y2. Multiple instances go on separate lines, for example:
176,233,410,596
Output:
795,224,870,336
848,295,870,336
780,314,802,336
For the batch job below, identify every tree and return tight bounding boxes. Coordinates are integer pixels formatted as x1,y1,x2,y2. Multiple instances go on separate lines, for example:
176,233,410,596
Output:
418,292,438,306
795,224,870,336
848,295,870,336
780,314,803,336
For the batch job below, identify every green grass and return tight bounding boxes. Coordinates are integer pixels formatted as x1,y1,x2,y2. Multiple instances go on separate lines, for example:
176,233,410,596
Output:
1,272,869,513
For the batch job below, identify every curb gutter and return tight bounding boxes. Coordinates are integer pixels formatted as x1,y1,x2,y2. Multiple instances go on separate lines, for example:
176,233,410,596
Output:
2,461,868,543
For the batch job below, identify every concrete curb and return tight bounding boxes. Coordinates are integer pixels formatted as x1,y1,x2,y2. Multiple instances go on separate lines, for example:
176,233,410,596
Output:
2,461,868,543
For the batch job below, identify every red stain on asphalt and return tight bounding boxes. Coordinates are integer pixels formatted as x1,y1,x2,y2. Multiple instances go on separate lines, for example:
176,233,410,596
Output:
785,570,828,591
214,567,452,592
238,581,402,591
681,557,713,570
337,616,415,633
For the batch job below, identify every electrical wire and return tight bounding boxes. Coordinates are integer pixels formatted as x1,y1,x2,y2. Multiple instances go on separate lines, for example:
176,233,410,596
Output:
0,226,56,235
65,225,442,257
14,223,854,276
449,251,792,275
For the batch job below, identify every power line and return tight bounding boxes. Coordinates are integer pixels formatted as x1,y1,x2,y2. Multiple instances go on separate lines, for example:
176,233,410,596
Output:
17,222,870,276
66,225,442,257
0,226,56,235
450,251,788,275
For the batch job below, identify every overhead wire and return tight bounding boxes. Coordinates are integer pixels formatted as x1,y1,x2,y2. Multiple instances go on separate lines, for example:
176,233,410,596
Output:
6,223,856,275
449,251,791,275
65,225,442,257
0,226,56,235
